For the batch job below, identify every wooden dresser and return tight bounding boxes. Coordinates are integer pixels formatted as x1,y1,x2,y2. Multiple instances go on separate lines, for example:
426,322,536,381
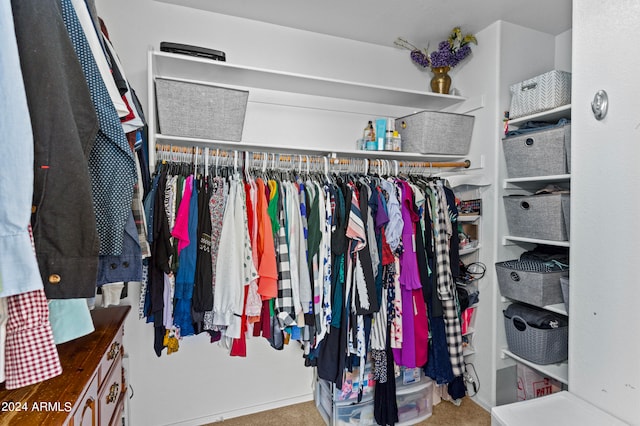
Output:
0,305,130,425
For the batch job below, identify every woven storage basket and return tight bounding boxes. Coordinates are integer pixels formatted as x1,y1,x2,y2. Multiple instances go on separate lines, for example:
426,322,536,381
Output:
504,306,568,365
503,125,571,178
509,70,571,119
395,111,474,155
155,78,248,141
496,260,567,307
504,193,570,241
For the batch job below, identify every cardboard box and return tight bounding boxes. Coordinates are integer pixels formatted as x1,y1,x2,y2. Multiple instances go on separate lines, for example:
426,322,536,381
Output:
517,363,562,400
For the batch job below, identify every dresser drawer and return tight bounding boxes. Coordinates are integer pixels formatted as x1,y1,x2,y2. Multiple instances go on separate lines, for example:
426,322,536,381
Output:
70,371,99,426
98,325,124,387
98,353,123,426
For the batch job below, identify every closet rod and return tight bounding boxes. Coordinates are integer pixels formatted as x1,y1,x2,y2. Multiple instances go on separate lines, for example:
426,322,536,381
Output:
371,159,471,169
154,143,471,170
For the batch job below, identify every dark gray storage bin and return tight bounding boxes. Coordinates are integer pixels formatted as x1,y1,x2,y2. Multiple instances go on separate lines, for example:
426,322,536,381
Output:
560,277,570,313
503,125,571,178
496,261,568,307
504,193,570,241
504,303,568,365
395,111,474,155
156,78,248,141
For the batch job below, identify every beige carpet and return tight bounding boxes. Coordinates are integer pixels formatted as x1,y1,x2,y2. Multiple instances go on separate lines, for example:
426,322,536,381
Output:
213,397,490,425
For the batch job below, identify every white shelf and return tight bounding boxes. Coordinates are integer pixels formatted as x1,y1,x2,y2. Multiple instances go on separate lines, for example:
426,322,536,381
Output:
463,346,477,357
463,327,476,337
458,215,481,223
508,104,571,126
155,134,470,162
543,303,568,316
459,244,481,256
152,50,466,112
503,174,571,189
503,236,570,248
502,349,569,385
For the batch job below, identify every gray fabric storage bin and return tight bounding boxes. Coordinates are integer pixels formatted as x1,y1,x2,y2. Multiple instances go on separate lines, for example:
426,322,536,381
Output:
561,195,570,240
509,70,571,119
503,125,571,178
503,303,568,364
560,277,570,313
496,261,567,307
504,193,570,241
395,111,474,155
156,78,248,141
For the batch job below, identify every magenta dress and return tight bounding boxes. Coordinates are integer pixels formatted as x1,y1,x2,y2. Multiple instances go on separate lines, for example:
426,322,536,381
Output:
392,180,429,367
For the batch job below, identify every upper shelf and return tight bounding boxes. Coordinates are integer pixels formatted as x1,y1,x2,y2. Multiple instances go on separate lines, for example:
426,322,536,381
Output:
508,104,571,126
151,50,467,112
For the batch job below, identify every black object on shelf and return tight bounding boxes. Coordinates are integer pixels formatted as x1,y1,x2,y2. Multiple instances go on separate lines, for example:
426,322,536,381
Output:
160,42,226,61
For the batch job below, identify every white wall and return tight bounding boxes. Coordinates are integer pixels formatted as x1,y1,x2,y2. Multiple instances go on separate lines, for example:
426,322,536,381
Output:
94,1,437,425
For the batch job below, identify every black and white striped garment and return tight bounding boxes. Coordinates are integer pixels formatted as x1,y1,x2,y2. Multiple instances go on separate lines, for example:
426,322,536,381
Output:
429,181,464,377
274,183,296,328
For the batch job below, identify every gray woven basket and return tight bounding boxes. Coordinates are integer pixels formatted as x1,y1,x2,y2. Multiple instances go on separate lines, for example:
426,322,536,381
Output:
156,78,248,141
395,111,474,155
503,314,568,364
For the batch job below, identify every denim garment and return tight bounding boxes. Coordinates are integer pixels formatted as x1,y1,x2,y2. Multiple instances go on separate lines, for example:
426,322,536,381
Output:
12,0,100,299
96,211,142,286
0,1,43,297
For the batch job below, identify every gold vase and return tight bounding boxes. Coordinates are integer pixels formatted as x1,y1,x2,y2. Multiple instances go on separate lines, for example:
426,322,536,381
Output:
430,66,452,94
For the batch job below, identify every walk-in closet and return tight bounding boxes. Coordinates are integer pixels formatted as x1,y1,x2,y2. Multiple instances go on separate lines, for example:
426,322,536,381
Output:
1,1,639,425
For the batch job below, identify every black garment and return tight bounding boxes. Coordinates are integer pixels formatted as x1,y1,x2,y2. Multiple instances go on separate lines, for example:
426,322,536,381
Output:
374,329,399,425
149,168,172,356
443,186,461,278
12,0,100,299
192,178,213,313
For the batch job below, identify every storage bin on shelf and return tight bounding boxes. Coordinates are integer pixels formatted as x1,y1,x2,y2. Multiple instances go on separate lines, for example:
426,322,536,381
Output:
496,259,567,307
155,78,248,141
503,124,571,178
560,277,570,312
503,193,570,241
503,302,568,365
395,110,474,155
508,70,571,119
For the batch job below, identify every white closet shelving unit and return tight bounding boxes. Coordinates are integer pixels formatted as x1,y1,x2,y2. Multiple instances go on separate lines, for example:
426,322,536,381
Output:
497,105,572,386
147,48,485,425
147,50,478,168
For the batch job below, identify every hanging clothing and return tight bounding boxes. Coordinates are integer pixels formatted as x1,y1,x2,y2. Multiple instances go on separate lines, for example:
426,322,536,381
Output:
430,180,464,377
12,0,100,299
4,289,62,389
61,0,137,257
0,0,44,298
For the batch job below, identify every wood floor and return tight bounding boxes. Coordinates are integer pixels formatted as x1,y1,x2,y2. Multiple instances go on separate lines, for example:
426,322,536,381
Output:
213,396,491,425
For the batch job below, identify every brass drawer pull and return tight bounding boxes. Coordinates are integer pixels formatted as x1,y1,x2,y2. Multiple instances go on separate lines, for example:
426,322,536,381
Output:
106,382,120,404
107,342,121,360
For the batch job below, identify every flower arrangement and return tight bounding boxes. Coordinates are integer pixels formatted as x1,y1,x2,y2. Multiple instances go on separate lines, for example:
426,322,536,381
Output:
395,27,478,70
